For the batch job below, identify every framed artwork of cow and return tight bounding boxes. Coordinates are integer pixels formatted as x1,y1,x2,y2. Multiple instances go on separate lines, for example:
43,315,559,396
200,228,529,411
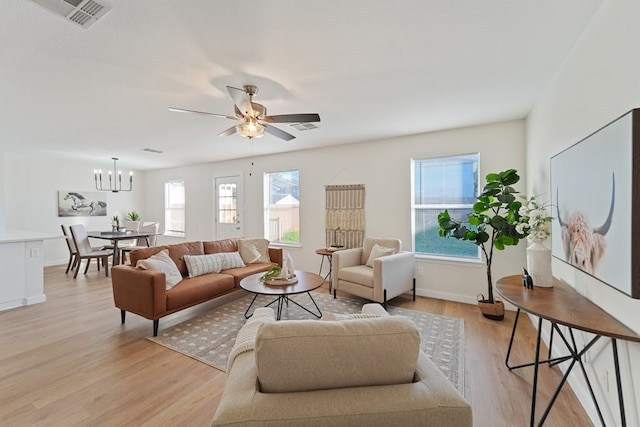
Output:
551,108,640,299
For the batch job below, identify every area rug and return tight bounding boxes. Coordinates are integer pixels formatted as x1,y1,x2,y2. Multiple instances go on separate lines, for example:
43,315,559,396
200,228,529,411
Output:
148,292,465,392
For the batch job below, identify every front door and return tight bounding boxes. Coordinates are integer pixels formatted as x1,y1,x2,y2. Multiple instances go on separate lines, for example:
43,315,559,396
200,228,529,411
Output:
215,175,243,239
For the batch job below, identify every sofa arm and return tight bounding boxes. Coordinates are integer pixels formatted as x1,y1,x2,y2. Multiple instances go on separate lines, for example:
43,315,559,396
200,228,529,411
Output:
373,251,415,302
268,247,283,267
111,265,167,320
331,248,363,284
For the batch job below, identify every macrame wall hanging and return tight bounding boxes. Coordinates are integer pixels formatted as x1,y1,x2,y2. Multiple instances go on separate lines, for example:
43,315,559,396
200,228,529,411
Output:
325,184,365,249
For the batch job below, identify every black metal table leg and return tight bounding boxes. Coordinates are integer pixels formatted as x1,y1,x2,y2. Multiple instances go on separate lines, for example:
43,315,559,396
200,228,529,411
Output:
243,293,259,319
286,292,322,318
612,339,627,427
530,316,543,427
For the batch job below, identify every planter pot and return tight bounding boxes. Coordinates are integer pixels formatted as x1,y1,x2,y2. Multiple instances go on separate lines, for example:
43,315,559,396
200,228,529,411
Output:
526,240,553,287
477,296,505,321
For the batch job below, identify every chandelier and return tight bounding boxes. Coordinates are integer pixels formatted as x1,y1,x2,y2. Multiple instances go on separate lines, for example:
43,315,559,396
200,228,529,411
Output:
94,157,133,193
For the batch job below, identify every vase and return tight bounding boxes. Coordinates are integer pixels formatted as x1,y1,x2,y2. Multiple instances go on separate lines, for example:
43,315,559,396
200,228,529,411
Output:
526,240,553,287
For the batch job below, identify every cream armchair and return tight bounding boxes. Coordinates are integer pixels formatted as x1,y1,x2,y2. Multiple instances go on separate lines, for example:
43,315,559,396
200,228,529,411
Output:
332,237,415,307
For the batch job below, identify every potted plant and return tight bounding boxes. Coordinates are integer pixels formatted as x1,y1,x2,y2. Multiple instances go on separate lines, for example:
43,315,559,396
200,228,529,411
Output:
126,211,141,222
125,211,141,232
437,169,524,320
111,215,120,232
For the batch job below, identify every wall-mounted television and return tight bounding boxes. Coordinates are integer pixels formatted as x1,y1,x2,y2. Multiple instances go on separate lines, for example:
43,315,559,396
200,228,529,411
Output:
551,108,640,299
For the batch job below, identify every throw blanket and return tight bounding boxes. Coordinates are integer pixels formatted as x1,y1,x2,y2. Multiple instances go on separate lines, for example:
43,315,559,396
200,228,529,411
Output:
226,308,274,371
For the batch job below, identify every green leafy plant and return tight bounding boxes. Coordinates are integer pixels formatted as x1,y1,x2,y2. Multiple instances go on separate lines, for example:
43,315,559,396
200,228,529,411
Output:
126,211,141,222
259,266,282,282
111,215,120,227
438,169,524,304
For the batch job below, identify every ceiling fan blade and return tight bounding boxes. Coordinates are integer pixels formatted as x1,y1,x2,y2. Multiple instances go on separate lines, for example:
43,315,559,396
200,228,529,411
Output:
262,113,321,123
218,125,237,137
263,124,295,141
226,86,254,117
168,107,236,120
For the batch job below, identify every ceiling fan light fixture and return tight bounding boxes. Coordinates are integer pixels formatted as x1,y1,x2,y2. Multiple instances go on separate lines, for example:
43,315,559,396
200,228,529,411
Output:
236,118,265,139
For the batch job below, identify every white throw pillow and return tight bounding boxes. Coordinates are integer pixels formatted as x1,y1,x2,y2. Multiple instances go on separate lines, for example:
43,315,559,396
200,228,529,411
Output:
136,249,183,290
218,251,246,270
238,238,271,264
365,243,396,267
183,254,223,278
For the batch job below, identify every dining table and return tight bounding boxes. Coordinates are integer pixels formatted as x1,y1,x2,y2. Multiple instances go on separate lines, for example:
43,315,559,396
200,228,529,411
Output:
87,230,157,266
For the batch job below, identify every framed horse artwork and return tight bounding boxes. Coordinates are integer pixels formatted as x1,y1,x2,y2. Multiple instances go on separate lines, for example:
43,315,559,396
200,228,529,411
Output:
58,191,107,217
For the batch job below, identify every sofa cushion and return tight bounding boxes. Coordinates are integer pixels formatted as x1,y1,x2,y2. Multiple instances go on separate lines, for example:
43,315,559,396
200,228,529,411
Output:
217,251,246,270
255,316,420,393
204,238,238,254
365,243,397,267
238,238,271,264
361,237,402,265
338,265,374,287
135,249,183,290
129,245,168,267
183,253,223,278
167,241,205,276
166,273,235,310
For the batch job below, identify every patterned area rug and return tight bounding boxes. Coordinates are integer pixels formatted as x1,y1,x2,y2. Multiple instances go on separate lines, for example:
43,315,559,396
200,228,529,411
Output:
148,292,465,392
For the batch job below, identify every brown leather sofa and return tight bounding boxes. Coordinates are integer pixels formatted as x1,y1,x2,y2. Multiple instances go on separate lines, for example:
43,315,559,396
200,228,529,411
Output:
111,239,282,336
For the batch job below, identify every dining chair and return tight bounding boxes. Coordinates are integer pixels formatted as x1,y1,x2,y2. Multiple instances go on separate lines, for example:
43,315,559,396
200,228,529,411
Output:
120,222,160,265
61,225,78,274
69,224,113,278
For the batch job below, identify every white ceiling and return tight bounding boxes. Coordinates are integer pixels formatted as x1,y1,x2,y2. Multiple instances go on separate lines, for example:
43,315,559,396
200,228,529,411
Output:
0,0,602,171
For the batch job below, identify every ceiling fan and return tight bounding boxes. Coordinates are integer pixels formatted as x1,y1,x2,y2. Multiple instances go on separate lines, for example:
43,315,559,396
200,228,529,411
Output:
168,85,321,141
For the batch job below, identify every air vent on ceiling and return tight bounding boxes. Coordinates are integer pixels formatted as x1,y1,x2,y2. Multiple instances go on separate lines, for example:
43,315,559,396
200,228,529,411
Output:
142,148,164,154
27,0,112,28
288,122,318,132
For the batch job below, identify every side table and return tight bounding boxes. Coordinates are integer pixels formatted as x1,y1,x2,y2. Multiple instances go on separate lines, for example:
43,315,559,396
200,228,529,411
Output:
315,248,339,292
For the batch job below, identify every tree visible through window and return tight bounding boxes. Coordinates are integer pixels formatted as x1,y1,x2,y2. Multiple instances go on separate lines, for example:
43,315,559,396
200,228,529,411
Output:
165,180,185,237
412,154,479,259
264,170,300,245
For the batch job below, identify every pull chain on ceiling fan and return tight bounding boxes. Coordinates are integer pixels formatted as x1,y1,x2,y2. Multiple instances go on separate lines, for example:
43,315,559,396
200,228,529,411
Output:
169,85,321,141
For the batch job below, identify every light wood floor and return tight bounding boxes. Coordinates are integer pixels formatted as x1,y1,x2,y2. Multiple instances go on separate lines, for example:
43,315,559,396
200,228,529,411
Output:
0,264,593,426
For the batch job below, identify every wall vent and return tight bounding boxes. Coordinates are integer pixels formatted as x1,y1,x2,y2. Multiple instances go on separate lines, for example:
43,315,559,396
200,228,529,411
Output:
26,0,112,29
288,122,318,132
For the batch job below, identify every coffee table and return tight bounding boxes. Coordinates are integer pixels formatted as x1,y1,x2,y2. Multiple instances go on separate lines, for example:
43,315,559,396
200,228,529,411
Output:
240,270,324,320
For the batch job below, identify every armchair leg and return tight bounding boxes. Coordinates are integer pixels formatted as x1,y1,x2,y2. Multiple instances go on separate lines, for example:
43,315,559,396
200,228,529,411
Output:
333,288,336,299
383,289,387,309
120,310,126,324
153,319,159,337
413,278,416,301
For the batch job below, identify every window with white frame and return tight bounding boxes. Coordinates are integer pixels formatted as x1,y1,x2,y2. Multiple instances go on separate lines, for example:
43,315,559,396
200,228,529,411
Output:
165,180,185,237
412,154,480,259
264,170,300,245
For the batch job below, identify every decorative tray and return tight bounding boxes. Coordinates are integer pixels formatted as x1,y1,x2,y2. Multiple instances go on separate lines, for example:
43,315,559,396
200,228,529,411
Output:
264,275,298,286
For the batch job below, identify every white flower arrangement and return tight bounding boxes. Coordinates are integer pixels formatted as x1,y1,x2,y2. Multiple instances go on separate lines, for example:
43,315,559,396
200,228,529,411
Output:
517,196,553,242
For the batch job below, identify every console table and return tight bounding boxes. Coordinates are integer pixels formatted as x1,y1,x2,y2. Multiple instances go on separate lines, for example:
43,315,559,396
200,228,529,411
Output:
496,275,640,426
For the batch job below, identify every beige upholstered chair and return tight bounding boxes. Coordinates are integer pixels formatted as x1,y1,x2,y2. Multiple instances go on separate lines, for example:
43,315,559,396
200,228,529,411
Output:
119,222,160,264
213,304,472,426
69,224,112,278
332,237,415,307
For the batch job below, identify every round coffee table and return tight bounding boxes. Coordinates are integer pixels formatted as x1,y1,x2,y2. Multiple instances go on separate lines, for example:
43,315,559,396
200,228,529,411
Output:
240,270,324,320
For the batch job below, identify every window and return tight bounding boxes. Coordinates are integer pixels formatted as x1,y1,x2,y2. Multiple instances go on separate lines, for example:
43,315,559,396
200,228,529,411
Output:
217,182,237,224
412,154,479,259
165,180,185,237
264,170,300,245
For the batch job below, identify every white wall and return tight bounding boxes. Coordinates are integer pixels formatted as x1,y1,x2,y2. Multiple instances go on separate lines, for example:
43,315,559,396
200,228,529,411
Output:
142,119,526,304
0,152,5,230
527,0,640,424
3,153,145,265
